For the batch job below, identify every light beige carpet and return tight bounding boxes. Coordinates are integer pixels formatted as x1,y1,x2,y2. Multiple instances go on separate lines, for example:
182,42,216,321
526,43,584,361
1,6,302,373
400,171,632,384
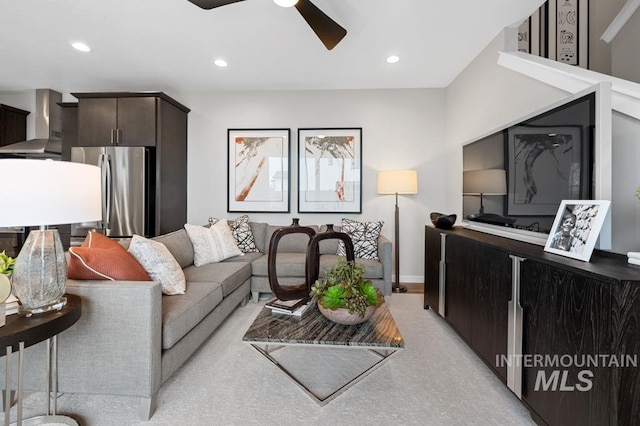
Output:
12,294,535,425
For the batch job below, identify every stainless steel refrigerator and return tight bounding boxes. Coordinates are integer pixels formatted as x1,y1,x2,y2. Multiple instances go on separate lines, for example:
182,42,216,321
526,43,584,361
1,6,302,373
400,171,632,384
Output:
70,146,155,244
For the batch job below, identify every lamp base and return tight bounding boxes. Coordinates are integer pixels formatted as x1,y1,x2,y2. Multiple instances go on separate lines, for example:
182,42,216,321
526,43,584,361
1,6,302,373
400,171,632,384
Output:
393,284,407,293
11,229,68,315
20,296,67,317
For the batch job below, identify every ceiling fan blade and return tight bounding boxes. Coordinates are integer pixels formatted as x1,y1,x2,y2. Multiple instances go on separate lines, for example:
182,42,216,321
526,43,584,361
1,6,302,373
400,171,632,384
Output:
187,0,245,10
294,0,347,50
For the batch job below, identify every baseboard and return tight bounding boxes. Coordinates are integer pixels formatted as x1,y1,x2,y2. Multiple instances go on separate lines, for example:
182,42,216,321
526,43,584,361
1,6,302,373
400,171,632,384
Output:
395,275,423,283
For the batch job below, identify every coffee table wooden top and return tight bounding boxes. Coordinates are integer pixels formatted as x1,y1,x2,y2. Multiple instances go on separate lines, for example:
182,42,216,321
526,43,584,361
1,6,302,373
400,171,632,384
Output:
242,302,404,349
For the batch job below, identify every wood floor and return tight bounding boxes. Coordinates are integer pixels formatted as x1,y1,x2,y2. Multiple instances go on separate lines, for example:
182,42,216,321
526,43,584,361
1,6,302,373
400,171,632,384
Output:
395,282,424,294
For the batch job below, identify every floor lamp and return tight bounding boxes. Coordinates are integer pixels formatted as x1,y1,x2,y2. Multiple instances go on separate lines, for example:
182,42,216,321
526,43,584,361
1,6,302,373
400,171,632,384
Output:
0,159,101,315
377,169,418,293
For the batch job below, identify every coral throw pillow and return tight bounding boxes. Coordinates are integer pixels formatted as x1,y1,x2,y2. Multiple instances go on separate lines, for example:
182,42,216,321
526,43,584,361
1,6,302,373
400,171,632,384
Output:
68,231,151,281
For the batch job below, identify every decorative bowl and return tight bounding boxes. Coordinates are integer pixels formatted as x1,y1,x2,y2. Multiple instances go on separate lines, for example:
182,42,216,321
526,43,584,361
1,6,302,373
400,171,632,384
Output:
430,212,457,229
317,303,377,325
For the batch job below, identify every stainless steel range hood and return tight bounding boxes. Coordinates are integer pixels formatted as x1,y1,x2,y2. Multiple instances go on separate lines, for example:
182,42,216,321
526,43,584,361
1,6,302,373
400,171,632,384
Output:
0,89,62,158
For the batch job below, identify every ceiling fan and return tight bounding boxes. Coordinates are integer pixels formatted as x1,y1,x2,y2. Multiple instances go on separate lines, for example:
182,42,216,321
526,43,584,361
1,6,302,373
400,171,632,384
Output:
187,0,347,50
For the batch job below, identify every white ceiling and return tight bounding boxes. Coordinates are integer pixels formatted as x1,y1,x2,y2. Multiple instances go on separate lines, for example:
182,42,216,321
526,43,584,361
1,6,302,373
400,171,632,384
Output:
0,0,544,94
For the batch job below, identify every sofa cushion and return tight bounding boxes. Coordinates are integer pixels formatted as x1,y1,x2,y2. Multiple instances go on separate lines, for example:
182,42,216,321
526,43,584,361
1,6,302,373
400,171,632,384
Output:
67,232,151,281
249,222,268,253
185,222,243,265
265,224,318,253
317,224,342,254
152,228,194,269
319,254,383,279
223,252,264,264
251,252,307,277
128,235,186,295
161,280,224,350
183,261,251,297
337,218,384,260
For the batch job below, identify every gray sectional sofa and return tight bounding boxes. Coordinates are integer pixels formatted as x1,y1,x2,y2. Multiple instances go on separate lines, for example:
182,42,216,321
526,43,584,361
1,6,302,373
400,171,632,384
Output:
9,221,391,420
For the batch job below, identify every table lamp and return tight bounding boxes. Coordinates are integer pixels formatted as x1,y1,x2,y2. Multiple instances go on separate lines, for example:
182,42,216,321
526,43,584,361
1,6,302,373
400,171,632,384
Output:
0,159,101,315
463,169,514,225
377,169,418,293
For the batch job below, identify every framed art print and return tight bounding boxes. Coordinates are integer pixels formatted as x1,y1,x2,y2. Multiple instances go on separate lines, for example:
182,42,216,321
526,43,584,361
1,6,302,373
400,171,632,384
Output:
544,200,610,262
506,125,587,216
298,128,362,213
227,128,290,213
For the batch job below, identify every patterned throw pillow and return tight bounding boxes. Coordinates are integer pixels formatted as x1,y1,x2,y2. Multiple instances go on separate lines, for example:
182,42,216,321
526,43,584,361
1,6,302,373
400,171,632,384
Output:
128,235,186,295
227,215,260,253
184,221,243,265
337,218,384,260
67,231,151,281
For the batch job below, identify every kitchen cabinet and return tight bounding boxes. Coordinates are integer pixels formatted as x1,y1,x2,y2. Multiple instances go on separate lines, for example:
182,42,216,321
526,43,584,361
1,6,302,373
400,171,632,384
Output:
75,95,159,146
424,226,640,425
0,104,29,147
72,92,190,235
59,102,78,162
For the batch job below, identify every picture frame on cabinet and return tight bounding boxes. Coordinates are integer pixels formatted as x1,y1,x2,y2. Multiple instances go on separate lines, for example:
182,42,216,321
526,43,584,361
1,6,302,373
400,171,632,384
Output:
227,128,290,213
544,200,610,262
297,128,362,213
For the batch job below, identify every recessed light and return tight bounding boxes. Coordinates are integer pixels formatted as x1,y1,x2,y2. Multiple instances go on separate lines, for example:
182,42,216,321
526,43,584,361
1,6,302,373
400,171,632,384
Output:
71,42,91,52
386,55,400,64
273,0,298,7
214,59,228,68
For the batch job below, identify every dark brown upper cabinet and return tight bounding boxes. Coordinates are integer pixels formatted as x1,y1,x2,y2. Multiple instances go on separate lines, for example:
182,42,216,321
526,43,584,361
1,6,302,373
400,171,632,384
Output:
73,92,189,147
0,104,30,147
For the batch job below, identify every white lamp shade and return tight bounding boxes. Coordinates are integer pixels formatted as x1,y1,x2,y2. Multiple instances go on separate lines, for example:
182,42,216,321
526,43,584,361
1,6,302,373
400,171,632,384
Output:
463,169,507,195
377,170,418,194
0,159,102,227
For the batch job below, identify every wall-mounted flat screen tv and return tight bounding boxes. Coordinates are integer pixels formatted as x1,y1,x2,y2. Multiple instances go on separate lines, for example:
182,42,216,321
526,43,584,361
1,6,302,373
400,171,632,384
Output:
462,84,612,246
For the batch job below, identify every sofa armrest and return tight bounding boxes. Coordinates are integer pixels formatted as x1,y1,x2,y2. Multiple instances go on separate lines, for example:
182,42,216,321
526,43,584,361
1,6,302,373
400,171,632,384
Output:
54,279,163,399
377,234,392,295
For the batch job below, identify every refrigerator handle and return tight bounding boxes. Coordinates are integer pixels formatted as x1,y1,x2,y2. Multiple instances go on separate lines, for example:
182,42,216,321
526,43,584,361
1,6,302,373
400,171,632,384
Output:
105,154,112,230
98,153,107,232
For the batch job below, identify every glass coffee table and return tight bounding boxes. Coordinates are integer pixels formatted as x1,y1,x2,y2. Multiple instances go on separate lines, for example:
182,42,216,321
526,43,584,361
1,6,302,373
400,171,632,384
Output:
242,302,404,405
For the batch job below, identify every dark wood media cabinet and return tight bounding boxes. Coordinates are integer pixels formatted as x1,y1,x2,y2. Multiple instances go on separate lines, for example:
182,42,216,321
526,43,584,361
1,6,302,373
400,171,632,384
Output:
424,226,640,426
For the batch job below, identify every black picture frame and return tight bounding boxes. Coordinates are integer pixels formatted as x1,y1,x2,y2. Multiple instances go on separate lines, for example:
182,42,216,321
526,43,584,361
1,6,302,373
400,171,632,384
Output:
506,125,585,216
297,128,363,213
227,128,291,213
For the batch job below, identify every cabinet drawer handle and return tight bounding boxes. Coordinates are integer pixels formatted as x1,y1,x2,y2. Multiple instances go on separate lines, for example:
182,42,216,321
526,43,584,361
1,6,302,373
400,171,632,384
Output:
110,129,115,144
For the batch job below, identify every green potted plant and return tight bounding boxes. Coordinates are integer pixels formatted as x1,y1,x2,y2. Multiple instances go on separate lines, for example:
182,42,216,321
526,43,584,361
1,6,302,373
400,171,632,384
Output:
310,258,382,325
0,250,14,276
0,251,15,304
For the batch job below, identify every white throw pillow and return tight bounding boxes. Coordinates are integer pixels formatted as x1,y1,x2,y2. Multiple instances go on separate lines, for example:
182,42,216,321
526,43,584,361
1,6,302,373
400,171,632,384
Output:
210,215,260,253
128,235,186,295
184,221,243,266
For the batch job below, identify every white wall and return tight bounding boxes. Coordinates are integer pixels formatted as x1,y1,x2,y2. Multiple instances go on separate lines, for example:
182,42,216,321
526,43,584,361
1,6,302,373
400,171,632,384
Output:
612,7,640,83
178,89,447,283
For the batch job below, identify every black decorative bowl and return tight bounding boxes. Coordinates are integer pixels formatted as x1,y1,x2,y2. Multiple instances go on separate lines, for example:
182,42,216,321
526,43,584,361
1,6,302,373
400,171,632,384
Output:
430,212,457,229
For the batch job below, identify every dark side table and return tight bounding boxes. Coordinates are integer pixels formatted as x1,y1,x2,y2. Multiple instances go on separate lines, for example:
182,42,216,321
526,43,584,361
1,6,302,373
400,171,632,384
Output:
0,294,81,426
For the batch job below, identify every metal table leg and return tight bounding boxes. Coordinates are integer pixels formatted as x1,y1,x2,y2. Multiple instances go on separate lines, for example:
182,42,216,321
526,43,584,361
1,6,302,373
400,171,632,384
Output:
6,337,78,426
